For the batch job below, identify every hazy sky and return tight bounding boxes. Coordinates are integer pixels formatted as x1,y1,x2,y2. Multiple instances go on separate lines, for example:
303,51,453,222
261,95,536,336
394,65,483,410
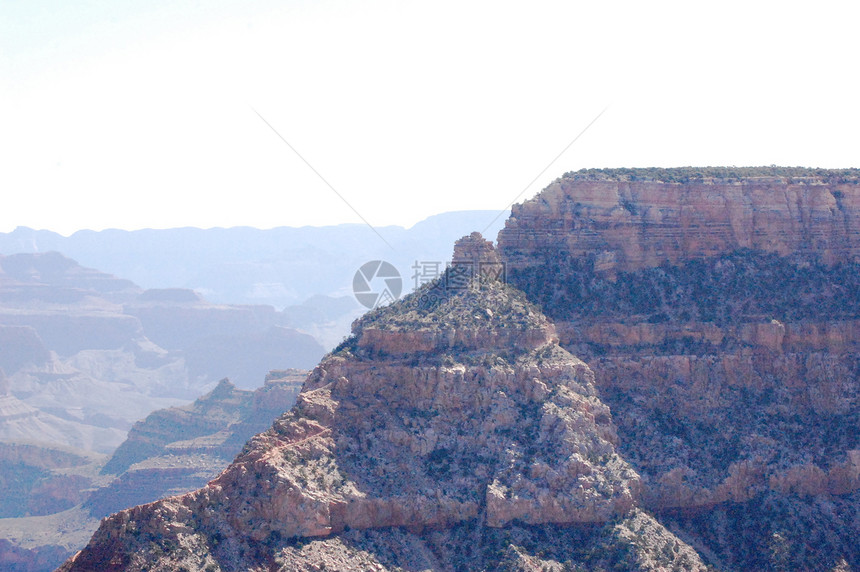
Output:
2,1,858,235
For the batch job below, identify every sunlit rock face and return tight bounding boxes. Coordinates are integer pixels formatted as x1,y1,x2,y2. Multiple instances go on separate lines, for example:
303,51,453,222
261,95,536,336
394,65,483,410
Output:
61,236,701,572
498,169,860,273
499,167,860,570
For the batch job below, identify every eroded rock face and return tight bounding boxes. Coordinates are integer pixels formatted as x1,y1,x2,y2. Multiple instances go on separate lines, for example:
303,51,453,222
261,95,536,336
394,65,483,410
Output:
498,169,860,272
499,167,860,570
57,169,860,570
61,268,650,570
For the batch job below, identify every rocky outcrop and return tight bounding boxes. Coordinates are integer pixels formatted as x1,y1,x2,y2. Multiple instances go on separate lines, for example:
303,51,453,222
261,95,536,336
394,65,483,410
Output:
101,371,305,475
99,378,256,477
452,230,501,268
499,167,860,570
60,245,686,570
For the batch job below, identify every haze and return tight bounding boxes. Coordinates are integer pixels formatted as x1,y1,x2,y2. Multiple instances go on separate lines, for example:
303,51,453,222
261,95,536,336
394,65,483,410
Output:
2,0,858,235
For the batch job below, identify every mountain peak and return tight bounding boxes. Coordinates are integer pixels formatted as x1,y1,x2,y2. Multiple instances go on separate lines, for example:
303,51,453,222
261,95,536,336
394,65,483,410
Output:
451,231,499,266
347,265,553,360
61,259,644,570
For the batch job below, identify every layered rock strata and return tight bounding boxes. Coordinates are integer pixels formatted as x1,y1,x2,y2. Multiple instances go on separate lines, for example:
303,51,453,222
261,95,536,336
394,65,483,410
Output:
499,167,860,272
499,167,860,570
60,244,683,570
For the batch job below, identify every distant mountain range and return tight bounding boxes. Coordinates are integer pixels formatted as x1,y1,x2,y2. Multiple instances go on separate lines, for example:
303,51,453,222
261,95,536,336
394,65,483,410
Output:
0,251,325,451
0,210,510,309
0,210,511,570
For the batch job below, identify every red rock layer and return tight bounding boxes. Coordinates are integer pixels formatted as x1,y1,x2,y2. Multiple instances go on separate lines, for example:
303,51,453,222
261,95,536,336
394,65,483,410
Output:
498,175,860,272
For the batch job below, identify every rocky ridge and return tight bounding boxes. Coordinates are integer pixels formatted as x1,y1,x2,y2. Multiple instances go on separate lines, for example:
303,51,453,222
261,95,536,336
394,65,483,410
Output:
60,234,704,571
88,371,306,518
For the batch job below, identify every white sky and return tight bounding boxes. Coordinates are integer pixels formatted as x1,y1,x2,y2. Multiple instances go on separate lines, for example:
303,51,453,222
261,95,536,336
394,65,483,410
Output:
2,0,858,236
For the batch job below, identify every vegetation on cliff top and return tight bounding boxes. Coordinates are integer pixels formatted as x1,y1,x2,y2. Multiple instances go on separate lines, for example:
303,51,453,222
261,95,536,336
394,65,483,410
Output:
562,166,860,184
338,273,548,345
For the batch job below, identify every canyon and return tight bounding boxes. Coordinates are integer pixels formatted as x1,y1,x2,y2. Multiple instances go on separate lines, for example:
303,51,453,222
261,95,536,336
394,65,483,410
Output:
0,251,323,449
52,167,860,569
0,371,306,571
0,252,321,570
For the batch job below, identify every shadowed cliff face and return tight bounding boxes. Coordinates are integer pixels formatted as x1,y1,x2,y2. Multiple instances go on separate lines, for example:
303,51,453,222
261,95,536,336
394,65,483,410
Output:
60,238,706,571
499,168,860,570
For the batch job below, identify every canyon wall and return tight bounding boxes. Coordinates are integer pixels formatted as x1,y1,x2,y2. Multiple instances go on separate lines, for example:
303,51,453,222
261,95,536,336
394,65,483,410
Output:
499,170,860,272
499,168,860,570
59,168,860,571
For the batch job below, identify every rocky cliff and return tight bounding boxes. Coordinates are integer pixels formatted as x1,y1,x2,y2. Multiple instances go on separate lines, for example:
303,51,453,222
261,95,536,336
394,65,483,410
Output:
499,167,860,272
59,168,860,570
60,236,704,571
500,167,860,570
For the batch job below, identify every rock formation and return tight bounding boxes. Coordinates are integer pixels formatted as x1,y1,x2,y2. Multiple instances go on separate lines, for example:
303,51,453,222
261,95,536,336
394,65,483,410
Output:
57,167,860,570
60,239,704,571
498,167,860,272
499,167,860,570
